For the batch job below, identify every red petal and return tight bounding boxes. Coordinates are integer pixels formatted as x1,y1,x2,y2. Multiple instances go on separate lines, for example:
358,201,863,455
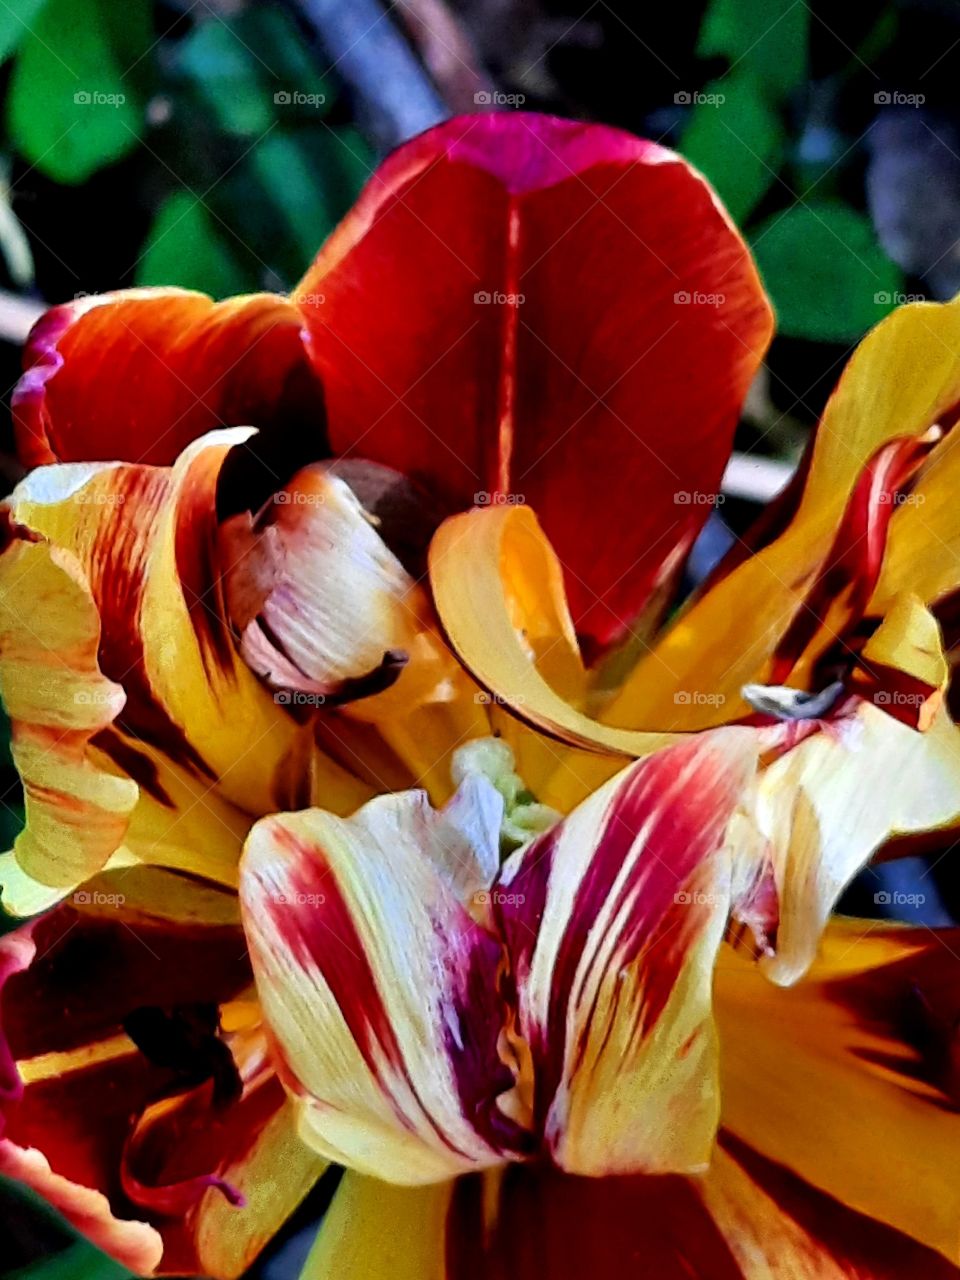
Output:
296,112,772,651
14,288,323,468
0,907,260,1275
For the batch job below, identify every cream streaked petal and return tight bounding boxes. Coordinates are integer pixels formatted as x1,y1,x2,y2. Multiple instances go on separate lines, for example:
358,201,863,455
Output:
755,697,960,986
496,729,761,1176
239,782,529,1185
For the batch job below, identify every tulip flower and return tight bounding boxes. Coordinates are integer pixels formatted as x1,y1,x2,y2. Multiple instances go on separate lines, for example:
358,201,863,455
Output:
2,113,960,1280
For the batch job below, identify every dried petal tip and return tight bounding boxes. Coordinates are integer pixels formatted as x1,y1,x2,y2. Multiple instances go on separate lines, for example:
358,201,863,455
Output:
742,681,844,721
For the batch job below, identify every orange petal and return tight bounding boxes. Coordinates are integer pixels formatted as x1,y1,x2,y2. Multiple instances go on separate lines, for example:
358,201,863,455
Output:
15,288,323,468
296,113,772,653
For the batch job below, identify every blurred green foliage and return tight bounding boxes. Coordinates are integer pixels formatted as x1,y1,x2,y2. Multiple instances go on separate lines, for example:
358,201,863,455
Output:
681,0,905,341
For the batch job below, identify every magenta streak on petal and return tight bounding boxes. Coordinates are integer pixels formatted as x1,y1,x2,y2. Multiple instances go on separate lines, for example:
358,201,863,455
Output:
259,828,498,1161
444,924,533,1159
497,740,744,1138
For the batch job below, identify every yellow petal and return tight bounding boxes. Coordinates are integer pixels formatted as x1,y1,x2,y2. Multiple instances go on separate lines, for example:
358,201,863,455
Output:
302,1172,455,1280
429,505,688,809
0,531,137,911
606,296,960,730
716,918,960,1263
193,1098,327,1279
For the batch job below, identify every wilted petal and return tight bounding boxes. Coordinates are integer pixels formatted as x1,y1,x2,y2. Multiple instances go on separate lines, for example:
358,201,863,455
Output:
756,696,960,986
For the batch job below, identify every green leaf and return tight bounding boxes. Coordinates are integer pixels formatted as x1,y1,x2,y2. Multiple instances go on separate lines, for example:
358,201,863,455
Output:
0,0,49,65
226,126,373,284
680,72,782,223
175,8,332,138
698,0,808,100
6,0,147,183
7,1240,130,1280
136,192,254,297
176,19,274,138
750,200,905,343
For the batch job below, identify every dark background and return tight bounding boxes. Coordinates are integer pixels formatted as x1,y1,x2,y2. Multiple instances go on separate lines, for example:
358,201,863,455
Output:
1,0,959,1275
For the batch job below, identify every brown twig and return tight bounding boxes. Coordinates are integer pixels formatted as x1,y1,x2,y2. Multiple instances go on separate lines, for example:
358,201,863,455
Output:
294,0,449,152
393,0,494,114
